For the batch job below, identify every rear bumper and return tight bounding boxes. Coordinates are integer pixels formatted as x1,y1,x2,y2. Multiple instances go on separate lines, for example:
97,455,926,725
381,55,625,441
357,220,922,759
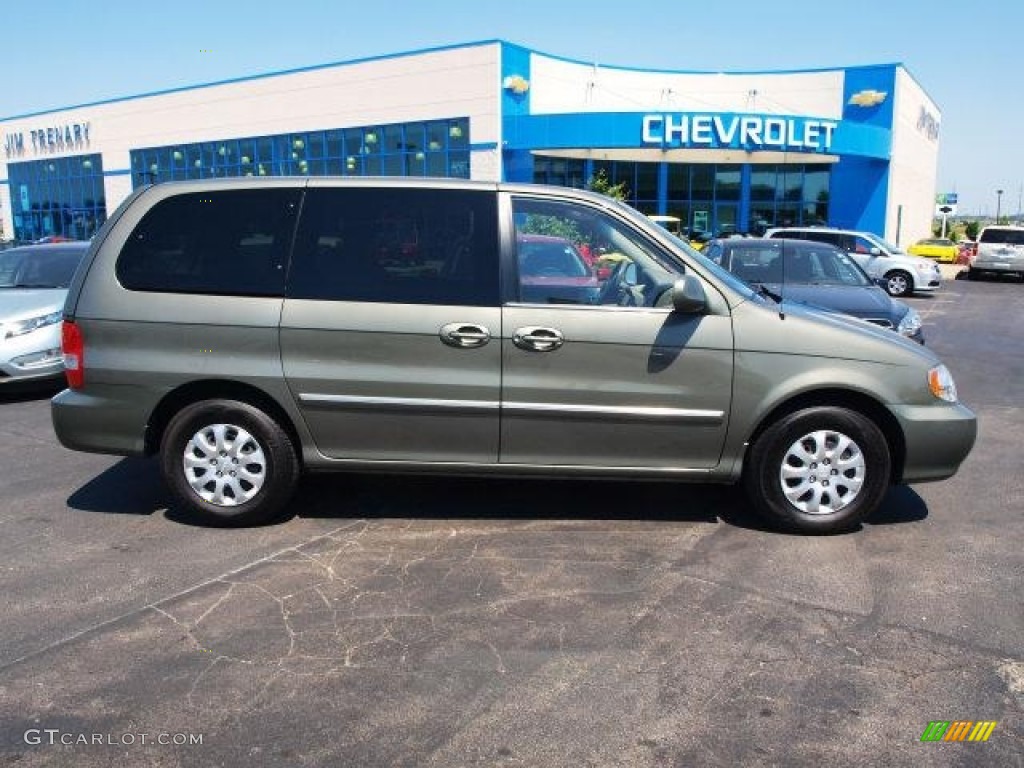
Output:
51,388,148,456
891,401,977,483
971,259,1024,275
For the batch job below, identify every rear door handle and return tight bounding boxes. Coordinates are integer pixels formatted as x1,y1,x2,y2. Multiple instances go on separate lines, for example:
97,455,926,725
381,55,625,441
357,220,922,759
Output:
439,323,491,349
513,326,564,352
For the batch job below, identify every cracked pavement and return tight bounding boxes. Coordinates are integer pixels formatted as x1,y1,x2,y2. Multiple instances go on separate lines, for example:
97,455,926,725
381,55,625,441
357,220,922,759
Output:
0,277,1021,766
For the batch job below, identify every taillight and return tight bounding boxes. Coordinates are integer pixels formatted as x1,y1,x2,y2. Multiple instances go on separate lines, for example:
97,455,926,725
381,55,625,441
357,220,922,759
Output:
61,320,84,389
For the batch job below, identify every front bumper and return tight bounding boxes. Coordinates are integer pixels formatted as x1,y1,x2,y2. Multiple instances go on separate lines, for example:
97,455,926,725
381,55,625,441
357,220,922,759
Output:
0,328,64,383
891,401,977,483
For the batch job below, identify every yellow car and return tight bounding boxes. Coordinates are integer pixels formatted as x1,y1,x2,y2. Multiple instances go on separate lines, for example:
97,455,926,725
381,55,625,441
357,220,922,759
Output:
908,238,959,263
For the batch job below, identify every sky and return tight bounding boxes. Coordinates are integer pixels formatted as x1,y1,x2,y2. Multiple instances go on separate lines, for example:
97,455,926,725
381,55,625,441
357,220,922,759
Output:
3,0,1021,217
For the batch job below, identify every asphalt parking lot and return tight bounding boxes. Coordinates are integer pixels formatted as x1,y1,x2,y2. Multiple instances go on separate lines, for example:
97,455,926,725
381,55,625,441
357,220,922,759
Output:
0,272,1021,767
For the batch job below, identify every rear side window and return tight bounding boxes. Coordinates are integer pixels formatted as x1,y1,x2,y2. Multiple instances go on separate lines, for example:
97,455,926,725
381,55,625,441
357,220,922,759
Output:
116,189,300,296
980,228,1024,245
798,230,842,247
288,188,498,306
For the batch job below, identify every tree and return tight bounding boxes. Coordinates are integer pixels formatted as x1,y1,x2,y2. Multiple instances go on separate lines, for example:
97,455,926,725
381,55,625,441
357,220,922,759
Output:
964,220,980,241
586,169,628,201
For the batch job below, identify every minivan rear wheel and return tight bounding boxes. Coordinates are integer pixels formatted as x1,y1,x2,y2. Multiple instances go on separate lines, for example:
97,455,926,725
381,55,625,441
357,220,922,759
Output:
161,399,299,526
744,406,891,534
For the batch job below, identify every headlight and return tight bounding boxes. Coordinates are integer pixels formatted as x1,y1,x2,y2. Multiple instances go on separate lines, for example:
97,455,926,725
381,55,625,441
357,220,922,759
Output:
897,308,922,337
4,311,63,339
928,364,958,403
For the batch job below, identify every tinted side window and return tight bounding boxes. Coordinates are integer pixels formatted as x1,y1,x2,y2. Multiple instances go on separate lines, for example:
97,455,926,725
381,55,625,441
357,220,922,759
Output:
117,189,300,296
799,231,841,247
288,188,498,306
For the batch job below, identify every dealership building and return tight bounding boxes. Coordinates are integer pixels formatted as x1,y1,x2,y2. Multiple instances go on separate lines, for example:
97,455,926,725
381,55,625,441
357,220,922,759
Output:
1,40,940,245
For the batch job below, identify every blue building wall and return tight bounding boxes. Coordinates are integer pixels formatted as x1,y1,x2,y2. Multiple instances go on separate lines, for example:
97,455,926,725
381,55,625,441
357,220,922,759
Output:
827,65,898,234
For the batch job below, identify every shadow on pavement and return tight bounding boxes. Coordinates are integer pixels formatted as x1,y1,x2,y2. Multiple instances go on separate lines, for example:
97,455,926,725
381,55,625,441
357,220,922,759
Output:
0,380,64,403
863,484,929,526
66,457,169,516
64,461,930,533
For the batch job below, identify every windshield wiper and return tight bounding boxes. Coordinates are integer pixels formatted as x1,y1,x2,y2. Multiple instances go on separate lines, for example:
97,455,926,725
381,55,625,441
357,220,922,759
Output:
750,282,786,320
751,282,783,303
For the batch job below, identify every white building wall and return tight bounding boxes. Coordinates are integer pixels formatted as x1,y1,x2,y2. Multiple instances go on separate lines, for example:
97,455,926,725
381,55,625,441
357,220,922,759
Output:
529,54,846,118
1,43,501,233
887,68,940,245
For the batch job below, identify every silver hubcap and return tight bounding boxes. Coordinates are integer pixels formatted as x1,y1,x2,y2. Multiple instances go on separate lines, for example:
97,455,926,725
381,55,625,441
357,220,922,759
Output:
183,423,266,506
779,430,866,515
887,274,908,294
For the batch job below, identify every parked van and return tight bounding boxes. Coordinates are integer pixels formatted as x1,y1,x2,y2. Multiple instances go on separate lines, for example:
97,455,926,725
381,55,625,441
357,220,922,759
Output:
52,179,976,534
764,227,942,297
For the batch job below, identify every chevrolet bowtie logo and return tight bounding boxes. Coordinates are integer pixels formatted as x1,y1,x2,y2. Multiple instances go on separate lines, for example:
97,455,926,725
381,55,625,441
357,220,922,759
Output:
848,89,888,107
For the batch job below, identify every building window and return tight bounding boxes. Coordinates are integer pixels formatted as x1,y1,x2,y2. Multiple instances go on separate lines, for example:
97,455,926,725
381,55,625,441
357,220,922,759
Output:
7,154,106,242
748,164,830,234
532,157,586,188
129,117,471,189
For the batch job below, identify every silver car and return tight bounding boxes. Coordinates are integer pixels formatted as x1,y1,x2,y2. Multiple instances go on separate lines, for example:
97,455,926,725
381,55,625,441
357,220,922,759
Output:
764,227,942,297
1,243,89,385
51,179,976,534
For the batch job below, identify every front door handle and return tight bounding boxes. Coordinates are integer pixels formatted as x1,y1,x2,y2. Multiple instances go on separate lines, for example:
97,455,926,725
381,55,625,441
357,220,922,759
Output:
513,326,564,352
439,323,491,349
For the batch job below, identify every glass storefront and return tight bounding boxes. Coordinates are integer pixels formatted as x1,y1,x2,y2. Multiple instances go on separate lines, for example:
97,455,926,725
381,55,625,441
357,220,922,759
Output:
532,157,831,237
130,118,470,188
7,154,106,242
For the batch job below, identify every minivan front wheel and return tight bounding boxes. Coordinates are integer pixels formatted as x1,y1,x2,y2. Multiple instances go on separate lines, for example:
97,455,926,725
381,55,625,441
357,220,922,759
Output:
884,270,913,297
161,399,299,526
744,406,891,534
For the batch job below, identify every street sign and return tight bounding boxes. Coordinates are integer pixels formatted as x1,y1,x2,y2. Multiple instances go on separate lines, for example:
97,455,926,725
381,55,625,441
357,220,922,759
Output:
935,193,958,205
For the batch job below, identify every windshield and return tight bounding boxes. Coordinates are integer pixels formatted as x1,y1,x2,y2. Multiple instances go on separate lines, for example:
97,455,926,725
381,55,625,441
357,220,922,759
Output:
0,247,86,288
867,234,906,255
780,246,871,286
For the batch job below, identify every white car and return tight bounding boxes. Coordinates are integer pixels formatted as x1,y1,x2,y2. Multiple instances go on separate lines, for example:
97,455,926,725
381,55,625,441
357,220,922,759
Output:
0,242,89,385
764,227,942,297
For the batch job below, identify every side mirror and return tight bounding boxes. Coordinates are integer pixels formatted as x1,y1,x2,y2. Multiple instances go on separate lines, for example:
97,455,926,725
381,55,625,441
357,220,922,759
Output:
869,247,883,256
670,274,707,314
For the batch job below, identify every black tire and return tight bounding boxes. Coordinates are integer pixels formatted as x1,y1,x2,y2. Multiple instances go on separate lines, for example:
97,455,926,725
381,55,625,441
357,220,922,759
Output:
743,406,891,534
161,399,299,526
884,270,913,297
966,268,979,281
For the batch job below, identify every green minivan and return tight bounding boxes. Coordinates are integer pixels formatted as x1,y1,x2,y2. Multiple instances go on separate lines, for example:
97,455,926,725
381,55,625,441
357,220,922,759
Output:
52,178,976,533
